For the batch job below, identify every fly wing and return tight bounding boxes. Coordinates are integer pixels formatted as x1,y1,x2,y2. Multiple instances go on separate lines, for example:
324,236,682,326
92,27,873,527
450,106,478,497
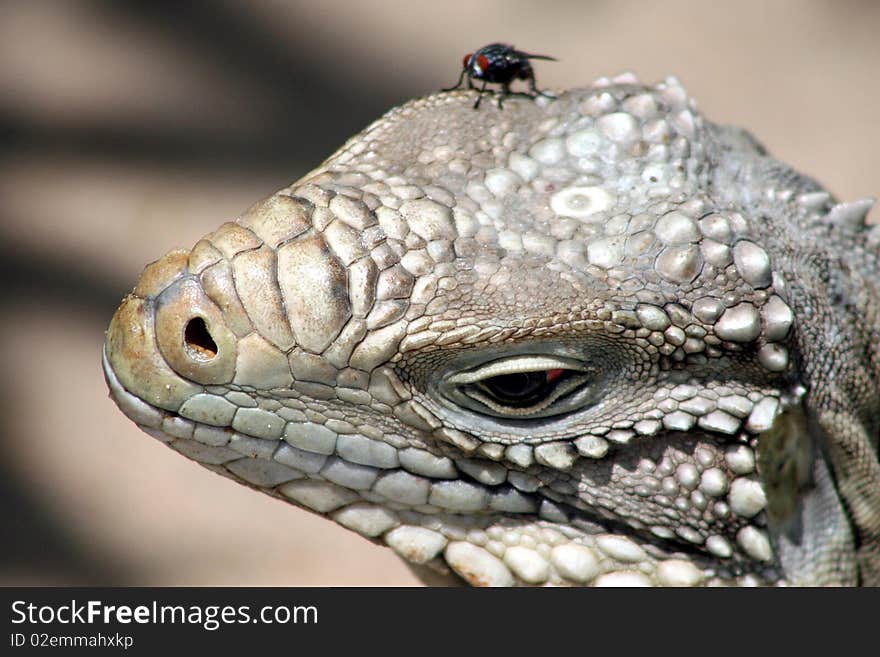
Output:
518,52,558,62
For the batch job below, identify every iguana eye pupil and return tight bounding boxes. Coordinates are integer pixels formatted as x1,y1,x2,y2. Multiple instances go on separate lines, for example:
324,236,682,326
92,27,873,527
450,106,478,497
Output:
479,371,559,406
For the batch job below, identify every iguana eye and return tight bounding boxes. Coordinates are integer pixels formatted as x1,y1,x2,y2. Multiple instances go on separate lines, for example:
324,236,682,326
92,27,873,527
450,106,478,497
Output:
445,356,595,418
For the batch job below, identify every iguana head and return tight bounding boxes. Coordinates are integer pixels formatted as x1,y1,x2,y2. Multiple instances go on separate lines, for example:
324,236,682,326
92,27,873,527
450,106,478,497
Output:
104,74,878,586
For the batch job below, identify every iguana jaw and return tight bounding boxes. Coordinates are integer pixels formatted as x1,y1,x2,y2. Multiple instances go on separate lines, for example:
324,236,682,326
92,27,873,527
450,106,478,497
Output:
104,274,819,586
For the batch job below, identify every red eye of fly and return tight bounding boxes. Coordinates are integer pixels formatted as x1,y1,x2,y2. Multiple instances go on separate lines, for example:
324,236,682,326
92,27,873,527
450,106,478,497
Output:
476,54,490,72
462,53,473,69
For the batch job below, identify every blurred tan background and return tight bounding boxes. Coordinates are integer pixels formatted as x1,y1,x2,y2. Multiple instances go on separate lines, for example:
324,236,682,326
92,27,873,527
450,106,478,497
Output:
1,0,877,586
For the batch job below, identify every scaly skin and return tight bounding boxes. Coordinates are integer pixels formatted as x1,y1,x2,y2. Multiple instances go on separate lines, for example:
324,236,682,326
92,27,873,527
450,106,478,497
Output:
103,74,880,586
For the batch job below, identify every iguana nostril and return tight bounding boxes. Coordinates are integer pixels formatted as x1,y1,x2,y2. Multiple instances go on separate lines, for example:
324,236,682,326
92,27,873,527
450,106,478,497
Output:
183,317,218,361
154,277,237,385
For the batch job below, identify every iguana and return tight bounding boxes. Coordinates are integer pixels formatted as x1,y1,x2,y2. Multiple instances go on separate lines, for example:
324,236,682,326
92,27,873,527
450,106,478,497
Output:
103,73,880,586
